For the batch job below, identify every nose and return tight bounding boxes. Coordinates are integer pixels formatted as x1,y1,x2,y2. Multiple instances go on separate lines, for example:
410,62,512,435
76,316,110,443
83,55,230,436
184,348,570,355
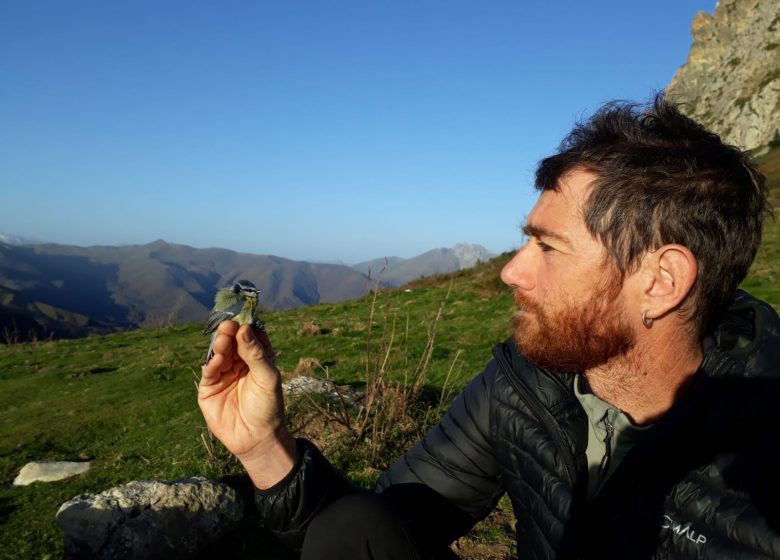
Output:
500,244,535,291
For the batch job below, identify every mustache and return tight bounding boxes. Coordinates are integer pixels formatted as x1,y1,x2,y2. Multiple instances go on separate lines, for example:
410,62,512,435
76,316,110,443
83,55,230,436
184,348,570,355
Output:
512,290,540,313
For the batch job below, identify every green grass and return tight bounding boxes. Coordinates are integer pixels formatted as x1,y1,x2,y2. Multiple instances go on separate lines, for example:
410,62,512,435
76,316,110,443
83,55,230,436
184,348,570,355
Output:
743,145,780,304
0,264,515,559
1,146,779,559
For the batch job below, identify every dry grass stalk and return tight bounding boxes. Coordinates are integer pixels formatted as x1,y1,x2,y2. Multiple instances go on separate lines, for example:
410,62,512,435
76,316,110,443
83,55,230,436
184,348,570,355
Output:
1,323,19,345
200,429,218,462
294,357,323,377
299,320,324,337
306,274,459,462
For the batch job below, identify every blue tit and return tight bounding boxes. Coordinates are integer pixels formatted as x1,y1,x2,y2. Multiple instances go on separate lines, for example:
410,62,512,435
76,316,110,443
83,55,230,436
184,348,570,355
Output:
203,279,264,363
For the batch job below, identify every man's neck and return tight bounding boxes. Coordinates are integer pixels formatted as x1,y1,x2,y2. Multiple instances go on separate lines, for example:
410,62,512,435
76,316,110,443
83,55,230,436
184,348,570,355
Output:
584,331,703,425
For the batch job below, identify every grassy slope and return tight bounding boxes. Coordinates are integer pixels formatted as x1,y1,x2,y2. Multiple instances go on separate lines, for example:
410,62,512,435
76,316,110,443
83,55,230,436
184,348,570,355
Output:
0,260,516,559
741,145,780,303
1,146,778,559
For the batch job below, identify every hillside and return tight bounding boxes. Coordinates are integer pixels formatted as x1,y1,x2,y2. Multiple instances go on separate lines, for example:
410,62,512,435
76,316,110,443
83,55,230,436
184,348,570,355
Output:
0,240,375,341
0,241,498,343
0,251,517,559
741,144,780,301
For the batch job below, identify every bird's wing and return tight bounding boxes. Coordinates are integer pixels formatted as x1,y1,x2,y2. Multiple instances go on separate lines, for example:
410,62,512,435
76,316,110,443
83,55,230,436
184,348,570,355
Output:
203,301,245,334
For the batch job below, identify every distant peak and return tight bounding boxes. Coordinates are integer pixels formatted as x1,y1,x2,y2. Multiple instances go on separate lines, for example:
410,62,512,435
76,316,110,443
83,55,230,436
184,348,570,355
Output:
452,243,496,269
0,232,46,245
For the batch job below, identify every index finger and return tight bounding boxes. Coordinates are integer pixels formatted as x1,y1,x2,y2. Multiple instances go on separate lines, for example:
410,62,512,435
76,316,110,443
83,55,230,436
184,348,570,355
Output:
217,320,239,336
213,320,239,353
200,351,227,387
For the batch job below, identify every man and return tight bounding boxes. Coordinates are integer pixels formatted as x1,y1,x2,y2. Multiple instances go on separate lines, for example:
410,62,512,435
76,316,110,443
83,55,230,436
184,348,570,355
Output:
198,96,780,559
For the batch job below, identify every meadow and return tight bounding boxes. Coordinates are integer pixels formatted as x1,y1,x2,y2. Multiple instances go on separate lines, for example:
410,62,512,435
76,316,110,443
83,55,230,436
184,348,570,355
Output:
1,146,778,559
0,254,518,559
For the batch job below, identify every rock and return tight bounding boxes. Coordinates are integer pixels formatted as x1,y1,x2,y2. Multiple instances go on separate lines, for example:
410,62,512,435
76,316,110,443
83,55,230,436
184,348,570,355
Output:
56,476,243,560
283,376,363,404
452,243,496,269
667,0,780,149
13,461,91,486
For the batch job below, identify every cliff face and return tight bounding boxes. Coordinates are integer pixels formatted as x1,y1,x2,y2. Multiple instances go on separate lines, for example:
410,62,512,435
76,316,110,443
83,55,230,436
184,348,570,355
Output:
667,0,780,150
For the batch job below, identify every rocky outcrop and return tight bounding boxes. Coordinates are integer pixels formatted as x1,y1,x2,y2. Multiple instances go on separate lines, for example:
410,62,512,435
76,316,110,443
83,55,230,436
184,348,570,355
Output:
283,375,364,404
56,477,243,560
452,243,496,269
667,0,780,149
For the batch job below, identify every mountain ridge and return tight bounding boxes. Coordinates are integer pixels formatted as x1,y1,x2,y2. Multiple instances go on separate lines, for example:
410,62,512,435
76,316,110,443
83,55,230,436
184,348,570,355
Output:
0,239,495,341
351,243,495,286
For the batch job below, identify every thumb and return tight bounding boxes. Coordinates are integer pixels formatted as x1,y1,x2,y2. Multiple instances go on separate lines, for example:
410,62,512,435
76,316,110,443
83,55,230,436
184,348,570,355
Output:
236,324,277,374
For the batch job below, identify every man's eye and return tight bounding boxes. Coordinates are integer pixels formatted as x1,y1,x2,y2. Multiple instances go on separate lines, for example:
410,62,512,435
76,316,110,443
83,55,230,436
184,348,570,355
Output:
536,241,555,253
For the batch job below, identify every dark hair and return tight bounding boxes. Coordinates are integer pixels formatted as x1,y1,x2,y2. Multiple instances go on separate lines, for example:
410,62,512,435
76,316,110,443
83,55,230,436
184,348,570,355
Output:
535,94,771,335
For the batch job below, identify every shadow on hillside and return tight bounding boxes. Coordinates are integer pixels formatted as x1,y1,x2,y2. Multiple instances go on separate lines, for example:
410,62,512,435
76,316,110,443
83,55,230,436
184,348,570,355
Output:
17,437,80,466
0,496,17,525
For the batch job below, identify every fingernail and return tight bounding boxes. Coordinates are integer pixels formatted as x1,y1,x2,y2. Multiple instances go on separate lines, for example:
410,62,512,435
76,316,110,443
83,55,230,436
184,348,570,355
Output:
242,328,254,343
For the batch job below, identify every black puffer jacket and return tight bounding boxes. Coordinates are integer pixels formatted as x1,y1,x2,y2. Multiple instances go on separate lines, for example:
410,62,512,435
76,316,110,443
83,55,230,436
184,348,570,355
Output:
256,292,780,558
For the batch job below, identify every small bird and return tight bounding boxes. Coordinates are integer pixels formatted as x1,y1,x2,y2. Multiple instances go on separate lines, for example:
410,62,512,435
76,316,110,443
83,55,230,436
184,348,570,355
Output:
203,279,264,363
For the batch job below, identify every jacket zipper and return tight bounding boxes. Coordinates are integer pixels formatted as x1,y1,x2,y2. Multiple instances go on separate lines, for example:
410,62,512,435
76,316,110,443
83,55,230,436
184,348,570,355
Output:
598,413,614,480
493,346,577,486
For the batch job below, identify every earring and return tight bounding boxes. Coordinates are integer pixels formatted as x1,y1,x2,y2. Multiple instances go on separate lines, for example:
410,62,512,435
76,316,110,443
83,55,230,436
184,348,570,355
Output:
641,310,653,328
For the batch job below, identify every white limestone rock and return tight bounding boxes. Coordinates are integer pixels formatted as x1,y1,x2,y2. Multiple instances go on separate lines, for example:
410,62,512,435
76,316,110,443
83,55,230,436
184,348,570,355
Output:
56,476,243,560
283,376,363,403
13,461,91,486
452,243,496,269
667,0,780,150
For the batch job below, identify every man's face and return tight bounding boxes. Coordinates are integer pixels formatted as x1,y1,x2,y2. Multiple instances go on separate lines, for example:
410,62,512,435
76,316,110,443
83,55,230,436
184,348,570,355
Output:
501,169,635,372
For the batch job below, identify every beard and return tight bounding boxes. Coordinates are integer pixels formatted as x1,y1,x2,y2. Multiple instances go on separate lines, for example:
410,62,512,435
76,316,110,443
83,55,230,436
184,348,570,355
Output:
511,277,635,373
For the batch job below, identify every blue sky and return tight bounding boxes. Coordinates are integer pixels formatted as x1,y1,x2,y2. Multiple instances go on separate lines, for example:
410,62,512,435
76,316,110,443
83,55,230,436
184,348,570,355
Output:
0,1,715,263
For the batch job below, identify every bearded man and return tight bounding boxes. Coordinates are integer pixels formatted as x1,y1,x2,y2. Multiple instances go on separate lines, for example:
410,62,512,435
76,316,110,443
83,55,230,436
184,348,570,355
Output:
198,96,780,559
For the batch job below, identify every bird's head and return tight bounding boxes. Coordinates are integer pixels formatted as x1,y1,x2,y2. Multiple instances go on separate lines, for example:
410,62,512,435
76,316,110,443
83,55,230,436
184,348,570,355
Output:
234,279,261,301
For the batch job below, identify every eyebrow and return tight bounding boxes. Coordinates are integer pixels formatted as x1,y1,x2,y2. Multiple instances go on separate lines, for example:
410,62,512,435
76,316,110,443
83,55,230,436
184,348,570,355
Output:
522,223,572,247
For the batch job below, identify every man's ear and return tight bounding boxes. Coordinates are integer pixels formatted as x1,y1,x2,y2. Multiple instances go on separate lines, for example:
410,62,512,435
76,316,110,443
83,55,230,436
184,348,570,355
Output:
639,244,698,322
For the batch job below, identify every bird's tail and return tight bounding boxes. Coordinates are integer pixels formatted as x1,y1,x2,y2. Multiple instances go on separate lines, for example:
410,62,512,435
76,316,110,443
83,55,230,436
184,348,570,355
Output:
203,331,217,365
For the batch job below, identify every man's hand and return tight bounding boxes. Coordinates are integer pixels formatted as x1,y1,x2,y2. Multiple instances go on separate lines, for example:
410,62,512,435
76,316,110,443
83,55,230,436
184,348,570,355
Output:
198,321,296,489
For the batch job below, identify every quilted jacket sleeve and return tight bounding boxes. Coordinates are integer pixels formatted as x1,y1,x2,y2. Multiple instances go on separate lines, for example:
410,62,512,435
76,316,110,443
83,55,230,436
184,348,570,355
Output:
253,438,355,549
254,359,504,549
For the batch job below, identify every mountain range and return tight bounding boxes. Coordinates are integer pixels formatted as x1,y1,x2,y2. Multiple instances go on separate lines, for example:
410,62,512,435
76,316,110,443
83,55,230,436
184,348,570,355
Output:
0,239,494,341
5,0,773,343
351,243,495,286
